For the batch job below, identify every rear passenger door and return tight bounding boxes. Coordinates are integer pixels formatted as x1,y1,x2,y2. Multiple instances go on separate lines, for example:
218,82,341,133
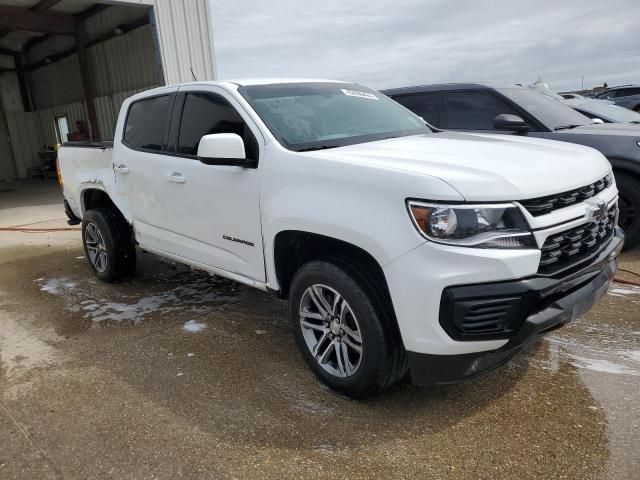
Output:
392,93,442,127
442,90,527,133
115,92,177,246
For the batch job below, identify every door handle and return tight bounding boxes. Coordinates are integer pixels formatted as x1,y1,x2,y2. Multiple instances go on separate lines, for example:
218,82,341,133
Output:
115,164,129,174
167,172,186,184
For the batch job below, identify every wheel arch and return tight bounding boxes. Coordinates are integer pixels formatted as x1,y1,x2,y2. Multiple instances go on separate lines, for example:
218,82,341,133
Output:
609,157,640,179
272,230,392,302
80,187,124,219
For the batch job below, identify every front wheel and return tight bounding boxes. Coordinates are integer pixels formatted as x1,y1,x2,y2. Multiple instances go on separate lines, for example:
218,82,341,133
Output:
288,259,407,398
616,172,640,250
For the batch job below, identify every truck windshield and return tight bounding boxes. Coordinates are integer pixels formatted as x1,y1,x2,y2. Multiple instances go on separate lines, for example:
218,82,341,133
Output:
497,87,593,130
239,82,430,151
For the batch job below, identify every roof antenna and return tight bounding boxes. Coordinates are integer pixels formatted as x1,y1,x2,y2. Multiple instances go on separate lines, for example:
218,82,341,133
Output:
190,66,198,82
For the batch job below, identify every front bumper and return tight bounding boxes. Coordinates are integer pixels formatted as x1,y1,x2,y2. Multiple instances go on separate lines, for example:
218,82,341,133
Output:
407,228,623,386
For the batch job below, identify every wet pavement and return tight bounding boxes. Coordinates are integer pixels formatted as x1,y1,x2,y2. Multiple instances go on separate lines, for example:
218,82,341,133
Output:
0,180,639,479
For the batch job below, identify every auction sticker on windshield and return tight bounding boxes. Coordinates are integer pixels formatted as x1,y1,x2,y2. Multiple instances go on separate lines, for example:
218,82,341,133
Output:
341,89,379,100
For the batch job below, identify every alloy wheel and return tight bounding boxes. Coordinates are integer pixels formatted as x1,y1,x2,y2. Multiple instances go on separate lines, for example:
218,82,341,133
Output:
85,222,108,273
299,284,363,377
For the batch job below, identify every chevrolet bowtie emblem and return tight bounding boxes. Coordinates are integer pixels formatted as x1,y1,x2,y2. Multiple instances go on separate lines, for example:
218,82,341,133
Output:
586,200,607,221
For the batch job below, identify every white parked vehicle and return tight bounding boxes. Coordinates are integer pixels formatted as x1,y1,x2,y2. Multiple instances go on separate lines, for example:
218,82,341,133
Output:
58,79,623,398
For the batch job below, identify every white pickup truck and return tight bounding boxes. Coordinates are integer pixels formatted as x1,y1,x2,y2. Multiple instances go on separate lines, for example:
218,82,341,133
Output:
58,79,623,398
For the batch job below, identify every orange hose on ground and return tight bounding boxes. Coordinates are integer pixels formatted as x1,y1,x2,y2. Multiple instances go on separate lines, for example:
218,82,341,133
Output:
613,277,640,287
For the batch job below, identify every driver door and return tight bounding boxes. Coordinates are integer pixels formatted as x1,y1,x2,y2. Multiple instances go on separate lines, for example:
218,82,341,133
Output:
157,87,266,282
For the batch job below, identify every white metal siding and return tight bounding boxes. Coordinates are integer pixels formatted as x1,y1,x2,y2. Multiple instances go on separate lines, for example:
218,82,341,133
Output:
153,0,216,84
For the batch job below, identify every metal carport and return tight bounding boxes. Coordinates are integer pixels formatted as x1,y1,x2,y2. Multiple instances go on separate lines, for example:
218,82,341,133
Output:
0,0,216,180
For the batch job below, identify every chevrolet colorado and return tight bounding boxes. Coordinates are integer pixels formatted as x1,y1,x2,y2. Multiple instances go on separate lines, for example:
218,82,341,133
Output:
58,79,623,398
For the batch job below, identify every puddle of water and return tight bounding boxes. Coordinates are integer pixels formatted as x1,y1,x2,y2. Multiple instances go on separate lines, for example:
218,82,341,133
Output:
36,268,241,325
545,335,640,377
607,284,640,297
40,278,77,294
183,320,207,333
567,354,638,376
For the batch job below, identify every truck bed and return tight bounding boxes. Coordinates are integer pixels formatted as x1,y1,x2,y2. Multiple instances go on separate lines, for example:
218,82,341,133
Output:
58,142,115,220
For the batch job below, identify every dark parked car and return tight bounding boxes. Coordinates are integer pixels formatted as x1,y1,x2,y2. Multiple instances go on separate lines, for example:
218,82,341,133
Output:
382,84,640,248
594,85,640,112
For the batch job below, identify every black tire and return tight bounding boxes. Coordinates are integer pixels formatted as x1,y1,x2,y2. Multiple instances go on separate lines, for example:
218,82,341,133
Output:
82,207,136,282
288,258,407,399
616,172,640,250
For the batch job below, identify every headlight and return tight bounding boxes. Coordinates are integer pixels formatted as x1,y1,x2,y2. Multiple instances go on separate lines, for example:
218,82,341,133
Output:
605,171,615,186
407,201,535,248
636,141,640,149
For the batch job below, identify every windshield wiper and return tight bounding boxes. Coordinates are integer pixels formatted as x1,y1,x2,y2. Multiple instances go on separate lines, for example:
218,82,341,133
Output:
630,121,640,124
297,145,341,152
554,124,583,131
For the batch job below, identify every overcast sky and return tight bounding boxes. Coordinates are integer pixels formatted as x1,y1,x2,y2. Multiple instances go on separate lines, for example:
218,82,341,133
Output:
210,0,639,92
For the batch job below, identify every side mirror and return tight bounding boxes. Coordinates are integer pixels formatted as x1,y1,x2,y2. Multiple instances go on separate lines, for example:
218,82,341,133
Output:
197,133,255,167
493,114,530,133
592,118,605,124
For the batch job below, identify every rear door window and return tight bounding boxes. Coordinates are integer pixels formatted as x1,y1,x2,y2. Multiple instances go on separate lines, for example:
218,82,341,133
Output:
177,92,258,159
124,95,170,151
393,93,441,126
444,91,519,130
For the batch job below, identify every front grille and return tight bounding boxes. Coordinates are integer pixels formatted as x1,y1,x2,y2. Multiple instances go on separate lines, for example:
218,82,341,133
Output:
520,175,612,217
538,205,617,274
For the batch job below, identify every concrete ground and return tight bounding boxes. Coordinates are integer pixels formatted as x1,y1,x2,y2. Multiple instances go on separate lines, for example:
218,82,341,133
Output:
0,179,639,480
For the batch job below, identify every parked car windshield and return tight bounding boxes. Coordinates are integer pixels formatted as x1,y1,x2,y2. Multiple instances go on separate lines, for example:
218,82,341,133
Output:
575,101,640,123
497,87,593,130
239,82,430,151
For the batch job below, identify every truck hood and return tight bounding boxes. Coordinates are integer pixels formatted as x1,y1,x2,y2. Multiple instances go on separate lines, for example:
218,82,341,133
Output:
307,132,611,201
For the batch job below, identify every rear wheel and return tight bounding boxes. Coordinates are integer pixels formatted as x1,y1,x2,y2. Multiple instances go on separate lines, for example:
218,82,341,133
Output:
289,258,407,399
82,207,136,282
616,172,640,249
